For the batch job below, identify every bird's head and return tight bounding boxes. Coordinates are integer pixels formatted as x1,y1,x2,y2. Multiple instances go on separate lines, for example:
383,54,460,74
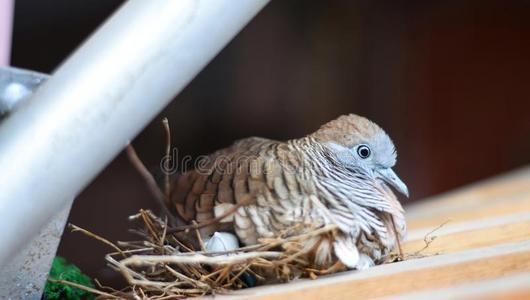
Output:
311,114,408,198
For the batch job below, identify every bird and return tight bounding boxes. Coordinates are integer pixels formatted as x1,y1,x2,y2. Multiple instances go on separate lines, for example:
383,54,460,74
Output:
168,114,408,270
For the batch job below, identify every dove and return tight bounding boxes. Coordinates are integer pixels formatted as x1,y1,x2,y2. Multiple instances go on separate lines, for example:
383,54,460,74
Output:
169,114,407,270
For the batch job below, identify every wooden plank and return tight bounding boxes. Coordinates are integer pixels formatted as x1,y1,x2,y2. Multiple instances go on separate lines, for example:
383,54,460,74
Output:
209,240,530,300
385,273,530,300
407,192,530,230
403,218,530,256
482,290,530,300
407,212,530,241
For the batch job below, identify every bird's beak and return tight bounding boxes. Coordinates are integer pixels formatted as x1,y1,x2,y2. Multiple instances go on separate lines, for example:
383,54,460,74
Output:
376,168,409,198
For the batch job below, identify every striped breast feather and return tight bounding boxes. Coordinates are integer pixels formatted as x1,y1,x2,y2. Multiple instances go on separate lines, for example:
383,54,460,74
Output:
314,170,405,241
319,165,404,220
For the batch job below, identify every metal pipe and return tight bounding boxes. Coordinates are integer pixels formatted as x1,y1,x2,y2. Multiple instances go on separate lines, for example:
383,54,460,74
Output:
0,67,68,300
0,0,269,266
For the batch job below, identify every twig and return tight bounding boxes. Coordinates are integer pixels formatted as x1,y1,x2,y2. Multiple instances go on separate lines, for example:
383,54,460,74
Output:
306,261,345,275
256,224,338,251
160,216,168,249
228,264,252,286
390,217,404,259
125,144,176,224
126,144,166,205
105,254,150,283
166,201,247,234
47,278,120,299
164,265,210,289
140,209,162,245
69,224,125,257
411,220,450,257
119,251,282,267
162,118,172,202
193,221,206,251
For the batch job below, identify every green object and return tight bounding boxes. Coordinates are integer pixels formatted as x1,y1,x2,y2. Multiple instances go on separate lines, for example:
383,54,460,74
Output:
43,256,95,300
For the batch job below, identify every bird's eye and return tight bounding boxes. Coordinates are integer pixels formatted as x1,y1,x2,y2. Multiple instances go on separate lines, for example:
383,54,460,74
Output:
356,145,371,159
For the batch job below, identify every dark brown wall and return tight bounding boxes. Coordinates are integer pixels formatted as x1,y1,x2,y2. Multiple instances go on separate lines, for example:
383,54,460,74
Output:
11,0,530,286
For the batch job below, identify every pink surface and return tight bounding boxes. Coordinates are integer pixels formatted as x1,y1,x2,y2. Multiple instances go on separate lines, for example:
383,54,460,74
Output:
0,0,14,66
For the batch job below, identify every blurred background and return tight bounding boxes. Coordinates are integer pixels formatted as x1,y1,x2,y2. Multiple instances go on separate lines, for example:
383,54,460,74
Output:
10,0,530,286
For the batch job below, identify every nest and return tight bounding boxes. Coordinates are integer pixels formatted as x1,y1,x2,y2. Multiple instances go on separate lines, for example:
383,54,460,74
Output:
69,209,350,299
64,209,450,300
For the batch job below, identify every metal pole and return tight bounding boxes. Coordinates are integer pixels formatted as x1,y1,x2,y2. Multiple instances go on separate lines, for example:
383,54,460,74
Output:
0,0,269,267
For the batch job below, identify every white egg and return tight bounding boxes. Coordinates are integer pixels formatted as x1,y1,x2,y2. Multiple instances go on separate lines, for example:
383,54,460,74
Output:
204,232,239,252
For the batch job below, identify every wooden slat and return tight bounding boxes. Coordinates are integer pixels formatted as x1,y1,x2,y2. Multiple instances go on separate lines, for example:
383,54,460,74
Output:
385,273,530,300
403,218,530,256
209,241,530,300
407,192,530,230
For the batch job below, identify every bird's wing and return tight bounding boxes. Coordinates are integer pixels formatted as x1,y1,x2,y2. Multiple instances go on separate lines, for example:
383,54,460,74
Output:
169,137,269,221
169,137,321,241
